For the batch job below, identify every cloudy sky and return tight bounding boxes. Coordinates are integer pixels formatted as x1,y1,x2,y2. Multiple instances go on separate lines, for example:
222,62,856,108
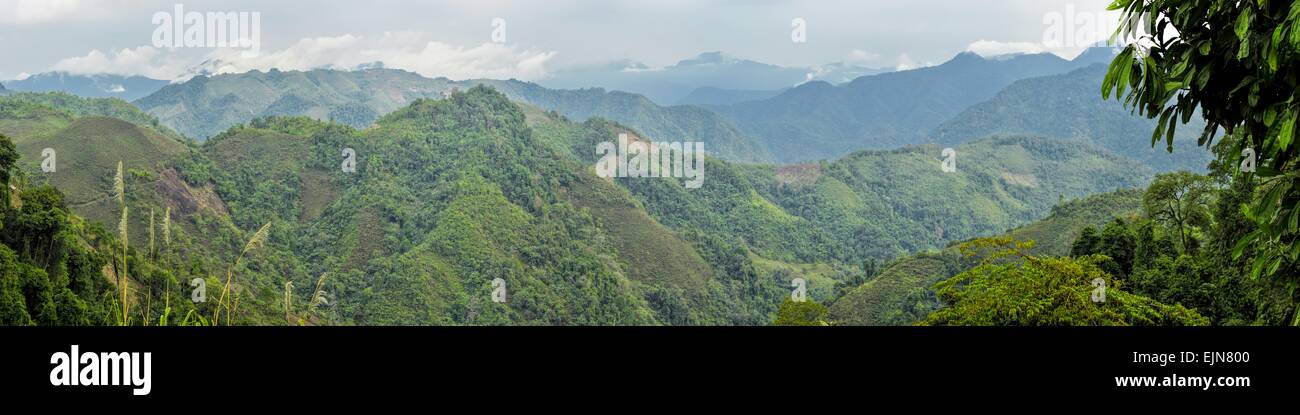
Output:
0,0,1123,81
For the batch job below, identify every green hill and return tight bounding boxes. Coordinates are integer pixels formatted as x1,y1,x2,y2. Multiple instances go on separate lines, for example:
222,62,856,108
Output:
1004,189,1143,256
164,87,779,325
826,189,1145,325
1,95,199,248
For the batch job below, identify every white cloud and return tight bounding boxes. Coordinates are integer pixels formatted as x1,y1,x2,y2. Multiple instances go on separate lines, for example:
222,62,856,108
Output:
965,40,1046,57
50,46,192,80
844,49,881,63
895,53,917,71
47,32,559,81
0,0,97,24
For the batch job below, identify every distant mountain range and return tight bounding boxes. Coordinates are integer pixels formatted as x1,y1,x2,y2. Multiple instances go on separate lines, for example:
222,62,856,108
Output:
930,64,1213,172
2,72,170,101
127,47,1160,168
14,47,1203,176
710,47,1122,163
132,68,775,162
539,51,890,105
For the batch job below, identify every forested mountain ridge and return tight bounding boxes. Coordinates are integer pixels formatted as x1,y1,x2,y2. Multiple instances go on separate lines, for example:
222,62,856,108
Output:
134,68,457,140
712,48,1119,163
930,64,1212,172
133,68,774,162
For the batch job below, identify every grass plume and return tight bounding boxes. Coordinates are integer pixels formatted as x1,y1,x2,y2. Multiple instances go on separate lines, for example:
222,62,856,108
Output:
213,222,271,326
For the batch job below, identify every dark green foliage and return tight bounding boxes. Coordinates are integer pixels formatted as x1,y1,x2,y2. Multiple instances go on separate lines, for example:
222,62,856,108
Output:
773,298,829,326
1065,160,1299,325
1072,226,1102,257
1141,171,1213,253
1103,0,1300,285
923,238,1208,326
1099,218,1138,279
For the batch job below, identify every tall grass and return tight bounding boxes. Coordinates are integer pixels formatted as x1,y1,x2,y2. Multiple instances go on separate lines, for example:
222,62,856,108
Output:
114,161,129,326
302,273,330,325
148,208,155,260
283,273,330,325
213,222,271,326
282,280,294,324
162,207,171,246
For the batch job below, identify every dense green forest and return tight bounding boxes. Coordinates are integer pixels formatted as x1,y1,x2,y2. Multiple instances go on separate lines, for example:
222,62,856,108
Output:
0,84,1194,325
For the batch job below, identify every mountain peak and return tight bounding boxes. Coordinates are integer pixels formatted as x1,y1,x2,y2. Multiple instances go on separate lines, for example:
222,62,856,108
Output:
934,51,987,68
677,51,728,66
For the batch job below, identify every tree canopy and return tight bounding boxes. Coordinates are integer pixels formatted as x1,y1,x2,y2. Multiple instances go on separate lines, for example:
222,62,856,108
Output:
1103,0,1300,283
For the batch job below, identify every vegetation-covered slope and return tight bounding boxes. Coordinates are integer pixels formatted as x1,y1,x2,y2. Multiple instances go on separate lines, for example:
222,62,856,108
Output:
165,87,799,325
826,189,1144,325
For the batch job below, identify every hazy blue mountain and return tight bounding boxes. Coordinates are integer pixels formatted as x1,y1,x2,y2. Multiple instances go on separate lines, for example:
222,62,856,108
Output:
3,72,170,101
540,51,888,105
930,64,1213,172
674,87,784,106
712,48,1120,163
